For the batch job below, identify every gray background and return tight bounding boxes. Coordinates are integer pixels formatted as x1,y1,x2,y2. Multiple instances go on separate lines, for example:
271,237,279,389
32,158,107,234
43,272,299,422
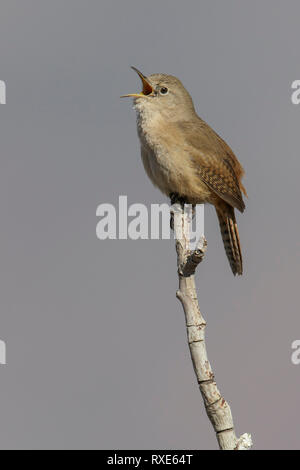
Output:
0,0,299,450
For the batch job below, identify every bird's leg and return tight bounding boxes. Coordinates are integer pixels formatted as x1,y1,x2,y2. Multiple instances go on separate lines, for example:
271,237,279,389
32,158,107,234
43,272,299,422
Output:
170,193,192,230
170,192,187,208
170,193,178,230
191,204,196,219
170,193,186,230
170,192,179,207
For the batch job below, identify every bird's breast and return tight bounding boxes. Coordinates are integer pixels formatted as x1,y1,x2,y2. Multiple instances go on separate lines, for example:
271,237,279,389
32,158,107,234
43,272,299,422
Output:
135,106,212,203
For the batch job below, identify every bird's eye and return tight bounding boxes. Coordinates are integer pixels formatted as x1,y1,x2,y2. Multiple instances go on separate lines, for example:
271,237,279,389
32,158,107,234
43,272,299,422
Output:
160,87,169,95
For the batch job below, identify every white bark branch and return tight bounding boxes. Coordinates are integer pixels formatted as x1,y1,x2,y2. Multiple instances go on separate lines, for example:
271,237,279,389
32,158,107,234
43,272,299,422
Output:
171,203,252,451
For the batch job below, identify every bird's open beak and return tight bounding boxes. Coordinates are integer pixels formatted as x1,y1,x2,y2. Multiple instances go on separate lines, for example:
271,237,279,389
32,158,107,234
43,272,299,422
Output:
120,66,154,98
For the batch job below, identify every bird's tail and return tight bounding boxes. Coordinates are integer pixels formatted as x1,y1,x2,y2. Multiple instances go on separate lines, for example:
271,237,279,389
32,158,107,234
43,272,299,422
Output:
215,202,243,276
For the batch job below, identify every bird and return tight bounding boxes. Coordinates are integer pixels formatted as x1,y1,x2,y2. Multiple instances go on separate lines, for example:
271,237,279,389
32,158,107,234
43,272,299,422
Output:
121,67,247,275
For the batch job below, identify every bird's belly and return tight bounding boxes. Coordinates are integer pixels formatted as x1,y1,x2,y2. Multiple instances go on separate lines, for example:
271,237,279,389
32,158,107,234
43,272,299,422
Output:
141,143,211,204
141,145,174,195
137,117,212,204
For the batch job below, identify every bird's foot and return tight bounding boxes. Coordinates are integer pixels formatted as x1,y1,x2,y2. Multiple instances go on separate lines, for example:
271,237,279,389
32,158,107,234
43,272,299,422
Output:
170,194,196,230
169,192,187,208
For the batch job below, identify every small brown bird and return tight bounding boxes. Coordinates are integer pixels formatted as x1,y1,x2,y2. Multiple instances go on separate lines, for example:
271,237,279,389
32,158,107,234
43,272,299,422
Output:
121,67,247,275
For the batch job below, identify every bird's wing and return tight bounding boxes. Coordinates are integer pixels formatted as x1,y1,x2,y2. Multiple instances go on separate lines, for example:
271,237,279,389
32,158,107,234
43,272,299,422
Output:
177,120,246,212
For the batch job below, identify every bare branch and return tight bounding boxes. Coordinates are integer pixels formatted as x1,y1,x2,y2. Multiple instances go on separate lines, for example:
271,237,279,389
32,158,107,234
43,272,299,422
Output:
171,203,252,450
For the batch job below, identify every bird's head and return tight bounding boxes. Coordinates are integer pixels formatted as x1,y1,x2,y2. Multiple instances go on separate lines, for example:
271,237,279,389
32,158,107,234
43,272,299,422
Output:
121,67,195,120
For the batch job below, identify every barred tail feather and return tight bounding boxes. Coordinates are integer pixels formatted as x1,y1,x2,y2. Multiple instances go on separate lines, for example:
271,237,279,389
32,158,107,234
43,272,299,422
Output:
216,203,243,276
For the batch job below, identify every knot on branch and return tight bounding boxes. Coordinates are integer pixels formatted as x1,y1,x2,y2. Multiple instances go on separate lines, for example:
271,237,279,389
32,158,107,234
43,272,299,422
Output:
178,237,207,277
